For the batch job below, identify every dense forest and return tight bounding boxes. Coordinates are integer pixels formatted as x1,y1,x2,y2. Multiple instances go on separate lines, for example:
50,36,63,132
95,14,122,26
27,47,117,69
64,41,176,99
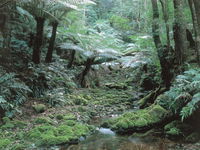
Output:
0,0,200,149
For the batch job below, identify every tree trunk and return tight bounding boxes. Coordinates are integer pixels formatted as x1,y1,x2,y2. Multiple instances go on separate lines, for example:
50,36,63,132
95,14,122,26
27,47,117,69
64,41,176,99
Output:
45,21,58,63
186,29,195,48
79,57,95,88
67,50,76,68
151,0,162,50
32,17,45,64
173,0,187,66
192,0,200,65
0,2,11,50
28,32,34,48
0,107,5,120
151,0,175,88
193,0,200,29
159,0,170,48
0,3,12,67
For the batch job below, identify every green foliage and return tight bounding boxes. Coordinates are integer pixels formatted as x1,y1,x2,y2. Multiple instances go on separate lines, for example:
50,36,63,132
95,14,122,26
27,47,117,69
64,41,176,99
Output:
59,20,124,64
181,93,200,121
128,35,155,49
110,15,131,31
34,117,52,124
11,144,26,150
0,73,31,116
0,118,27,130
157,69,200,120
0,138,11,149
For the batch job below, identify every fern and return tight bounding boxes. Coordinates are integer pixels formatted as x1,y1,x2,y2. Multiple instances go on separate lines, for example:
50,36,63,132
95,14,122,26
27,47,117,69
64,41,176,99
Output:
0,73,15,84
0,73,31,116
157,68,200,120
181,93,200,121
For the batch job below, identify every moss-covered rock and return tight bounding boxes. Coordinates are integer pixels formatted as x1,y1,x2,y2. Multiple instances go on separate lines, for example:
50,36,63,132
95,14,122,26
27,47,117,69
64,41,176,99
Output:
56,114,64,120
0,138,11,149
34,117,52,124
11,144,26,150
28,122,92,146
33,104,46,113
63,120,76,126
1,119,27,130
63,114,76,120
104,82,129,90
102,105,169,134
164,121,193,139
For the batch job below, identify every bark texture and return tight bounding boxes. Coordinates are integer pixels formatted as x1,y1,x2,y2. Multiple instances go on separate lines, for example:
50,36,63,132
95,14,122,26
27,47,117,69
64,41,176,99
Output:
32,17,45,64
173,0,187,66
45,22,58,63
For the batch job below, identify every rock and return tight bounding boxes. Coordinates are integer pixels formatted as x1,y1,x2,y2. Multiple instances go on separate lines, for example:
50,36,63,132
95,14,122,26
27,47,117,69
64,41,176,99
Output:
98,128,115,136
33,104,46,113
28,122,93,146
102,104,169,134
105,82,128,90
56,114,64,120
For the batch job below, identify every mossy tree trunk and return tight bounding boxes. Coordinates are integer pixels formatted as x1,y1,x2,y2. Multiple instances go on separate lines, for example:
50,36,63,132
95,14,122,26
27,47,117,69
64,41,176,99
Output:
173,0,187,67
151,0,162,50
79,57,95,88
0,2,13,66
151,0,174,88
32,17,45,64
45,21,58,63
191,0,200,65
0,1,11,50
159,0,170,49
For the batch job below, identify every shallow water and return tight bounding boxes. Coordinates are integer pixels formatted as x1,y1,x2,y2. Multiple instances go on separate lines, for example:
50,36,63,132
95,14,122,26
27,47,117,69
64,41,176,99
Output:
60,127,174,150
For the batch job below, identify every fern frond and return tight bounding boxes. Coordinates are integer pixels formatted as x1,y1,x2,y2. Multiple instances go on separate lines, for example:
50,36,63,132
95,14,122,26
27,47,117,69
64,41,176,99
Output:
181,93,200,121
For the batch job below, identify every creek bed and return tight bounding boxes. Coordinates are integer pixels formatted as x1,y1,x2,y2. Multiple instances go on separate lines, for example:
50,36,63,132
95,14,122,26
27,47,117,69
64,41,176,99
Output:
55,115,200,150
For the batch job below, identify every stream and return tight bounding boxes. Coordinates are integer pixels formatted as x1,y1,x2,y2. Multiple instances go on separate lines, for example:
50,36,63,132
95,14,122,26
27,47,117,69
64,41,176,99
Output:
56,115,187,150
62,128,174,150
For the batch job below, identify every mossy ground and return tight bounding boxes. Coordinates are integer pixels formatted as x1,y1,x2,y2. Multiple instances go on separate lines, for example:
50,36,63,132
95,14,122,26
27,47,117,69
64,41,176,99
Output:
0,115,94,149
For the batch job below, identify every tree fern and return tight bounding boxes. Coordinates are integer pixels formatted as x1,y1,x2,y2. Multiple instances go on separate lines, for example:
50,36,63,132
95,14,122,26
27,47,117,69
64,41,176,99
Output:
181,93,200,121
157,68,200,120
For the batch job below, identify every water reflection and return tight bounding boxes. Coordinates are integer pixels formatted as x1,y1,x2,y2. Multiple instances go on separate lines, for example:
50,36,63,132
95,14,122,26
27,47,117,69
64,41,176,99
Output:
61,129,172,150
